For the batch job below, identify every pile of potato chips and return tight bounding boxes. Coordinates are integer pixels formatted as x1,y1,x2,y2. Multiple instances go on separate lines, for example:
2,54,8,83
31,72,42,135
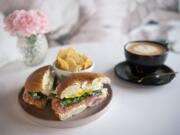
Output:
56,48,93,72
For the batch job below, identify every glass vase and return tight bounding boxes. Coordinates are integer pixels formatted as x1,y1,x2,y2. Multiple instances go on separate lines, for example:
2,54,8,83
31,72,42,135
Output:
17,34,48,66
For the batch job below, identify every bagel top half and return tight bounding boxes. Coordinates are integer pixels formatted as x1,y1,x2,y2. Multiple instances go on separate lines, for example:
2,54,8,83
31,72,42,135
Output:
56,72,111,99
24,66,54,96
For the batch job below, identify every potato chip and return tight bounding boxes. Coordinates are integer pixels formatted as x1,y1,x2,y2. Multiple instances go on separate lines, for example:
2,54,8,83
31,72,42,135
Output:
66,48,76,58
56,47,92,72
57,48,75,59
57,58,69,70
81,54,88,61
71,54,83,65
57,49,67,59
76,65,83,71
83,58,92,69
65,57,77,71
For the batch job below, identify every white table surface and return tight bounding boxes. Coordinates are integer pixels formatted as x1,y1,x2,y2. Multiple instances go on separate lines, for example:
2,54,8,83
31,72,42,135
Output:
0,42,180,135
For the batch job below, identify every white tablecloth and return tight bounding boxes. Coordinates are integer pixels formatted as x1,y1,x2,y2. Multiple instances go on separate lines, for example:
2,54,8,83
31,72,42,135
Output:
0,43,180,135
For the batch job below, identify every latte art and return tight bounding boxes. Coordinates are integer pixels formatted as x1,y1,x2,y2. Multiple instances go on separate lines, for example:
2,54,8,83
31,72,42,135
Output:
126,42,166,56
134,45,158,53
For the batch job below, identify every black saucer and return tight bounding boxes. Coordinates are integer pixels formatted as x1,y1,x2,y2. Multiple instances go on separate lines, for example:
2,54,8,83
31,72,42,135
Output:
114,61,176,85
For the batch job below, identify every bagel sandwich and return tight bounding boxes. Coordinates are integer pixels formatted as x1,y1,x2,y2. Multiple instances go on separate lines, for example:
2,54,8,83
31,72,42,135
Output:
51,73,111,120
23,66,54,109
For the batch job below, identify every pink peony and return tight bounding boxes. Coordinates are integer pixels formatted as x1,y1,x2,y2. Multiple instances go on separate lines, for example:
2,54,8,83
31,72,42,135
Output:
4,10,49,37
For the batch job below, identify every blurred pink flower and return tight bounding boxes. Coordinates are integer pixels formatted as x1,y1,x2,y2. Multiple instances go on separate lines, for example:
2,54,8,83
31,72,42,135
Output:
4,10,48,37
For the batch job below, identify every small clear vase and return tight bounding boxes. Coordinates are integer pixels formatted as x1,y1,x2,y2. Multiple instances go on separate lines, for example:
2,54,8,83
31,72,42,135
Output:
17,34,48,66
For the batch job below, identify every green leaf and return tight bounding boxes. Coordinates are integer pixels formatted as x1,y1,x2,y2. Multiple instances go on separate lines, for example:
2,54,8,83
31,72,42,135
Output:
47,90,57,100
29,92,46,100
50,90,57,94
26,34,37,45
60,91,102,107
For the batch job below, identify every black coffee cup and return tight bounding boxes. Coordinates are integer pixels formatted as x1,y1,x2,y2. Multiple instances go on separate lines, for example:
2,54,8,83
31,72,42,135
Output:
124,41,168,76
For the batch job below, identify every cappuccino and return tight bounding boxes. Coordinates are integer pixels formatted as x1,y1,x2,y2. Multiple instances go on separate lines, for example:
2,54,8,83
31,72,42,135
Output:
126,42,166,56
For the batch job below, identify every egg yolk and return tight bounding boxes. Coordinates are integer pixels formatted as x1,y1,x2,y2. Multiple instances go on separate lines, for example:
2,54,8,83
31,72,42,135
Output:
67,89,93,98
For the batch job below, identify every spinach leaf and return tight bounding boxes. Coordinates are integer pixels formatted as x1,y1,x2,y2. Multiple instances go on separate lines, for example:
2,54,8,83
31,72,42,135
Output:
89,90,102,96
29,92,46,100
47,90,57,100
60,90,102,107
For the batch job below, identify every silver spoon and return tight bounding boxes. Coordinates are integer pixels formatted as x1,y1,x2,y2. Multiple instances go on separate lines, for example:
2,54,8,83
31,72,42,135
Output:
137,72,178,83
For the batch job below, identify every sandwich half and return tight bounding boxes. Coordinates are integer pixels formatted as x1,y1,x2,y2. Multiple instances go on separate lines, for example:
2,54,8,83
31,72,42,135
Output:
51,73,111,120
23,66,54,109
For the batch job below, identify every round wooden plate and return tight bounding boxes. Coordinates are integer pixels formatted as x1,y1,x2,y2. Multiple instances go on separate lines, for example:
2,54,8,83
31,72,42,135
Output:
18,84,112,128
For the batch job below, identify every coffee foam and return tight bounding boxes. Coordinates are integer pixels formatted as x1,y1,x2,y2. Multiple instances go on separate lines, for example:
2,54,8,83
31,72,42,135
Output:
126,42,166,56
133,45,158,53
